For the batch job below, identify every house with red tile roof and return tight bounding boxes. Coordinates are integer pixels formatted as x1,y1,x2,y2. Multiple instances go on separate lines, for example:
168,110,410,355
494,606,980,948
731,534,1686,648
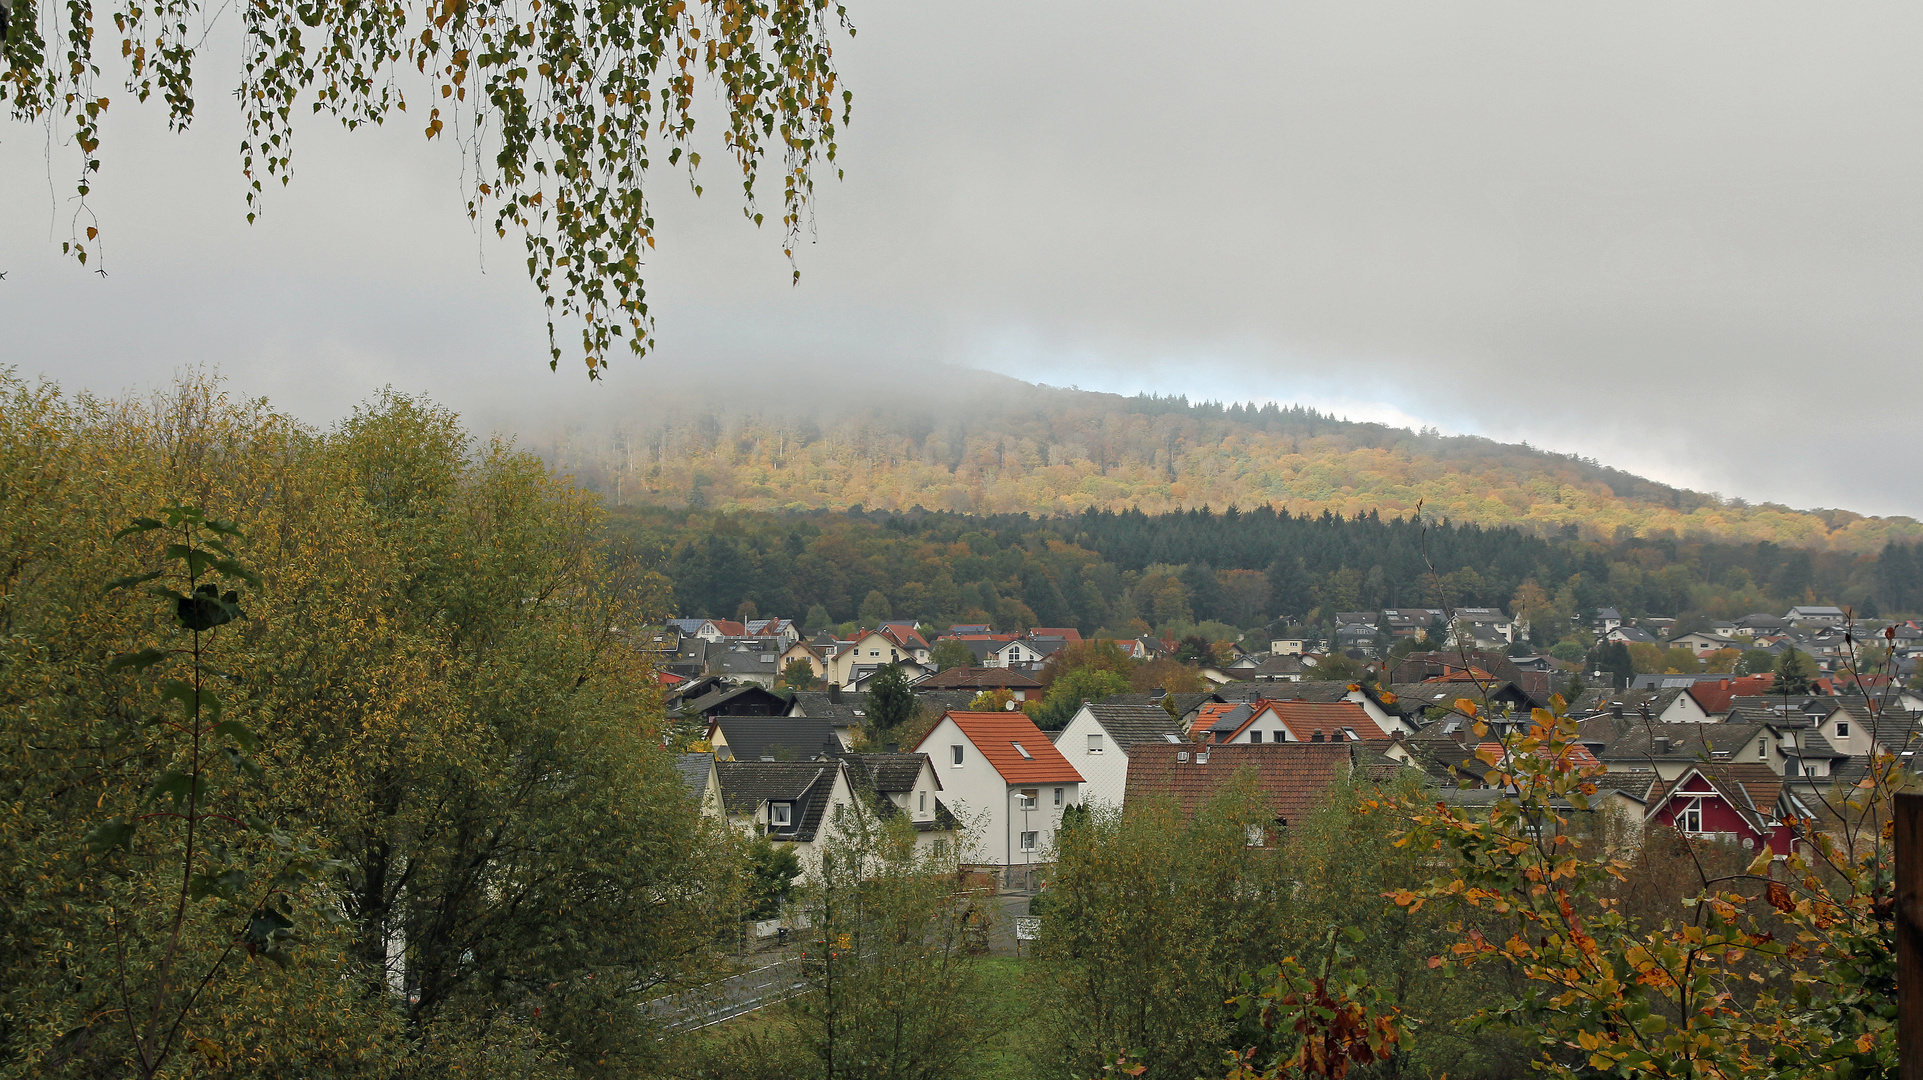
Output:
912,666,1044,700
913,710,1084,884
1658,675,1777,722
1121,742,1370,843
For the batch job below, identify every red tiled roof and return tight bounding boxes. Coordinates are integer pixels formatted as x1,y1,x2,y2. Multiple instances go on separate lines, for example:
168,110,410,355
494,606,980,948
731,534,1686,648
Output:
1123,742,1359,826
916,667,1044,690
1472,741,1599,770
1191,701,1241,738
1249,700,1388,743
1028,627,1084,642
917,711,1084,785
1427,667,1498,683
1684,675,1775,714
705,619,747,636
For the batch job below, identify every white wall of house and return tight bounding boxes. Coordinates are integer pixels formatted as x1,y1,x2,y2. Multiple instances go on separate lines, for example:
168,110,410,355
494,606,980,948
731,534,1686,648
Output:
1342,690,1416,735
1659,693,1714,723
917,716,1080,868
1051,707,1138,809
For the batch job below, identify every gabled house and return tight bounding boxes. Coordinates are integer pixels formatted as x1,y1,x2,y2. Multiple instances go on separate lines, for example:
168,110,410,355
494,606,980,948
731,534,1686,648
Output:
1606,625,1660,646
715,758,863,875
911,666,1044,701
745,618,800,649
1645,763,1811,856
1215,679,1420,735
708,715,844,763
1052,703,1188,808
1670,632,1736,658
780,640,830,681
694,619,748,642
821,629,935,689
678,683,790,721
846,752,957,851
1121,742,1384,841
785,687,870,749
912,710,1084,886
1785,606,1847,626
1206,699,1390,747
675,752,724,820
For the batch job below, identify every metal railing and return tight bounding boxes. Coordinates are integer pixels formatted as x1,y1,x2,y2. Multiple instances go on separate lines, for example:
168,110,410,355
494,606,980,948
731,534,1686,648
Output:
644,957,810,1035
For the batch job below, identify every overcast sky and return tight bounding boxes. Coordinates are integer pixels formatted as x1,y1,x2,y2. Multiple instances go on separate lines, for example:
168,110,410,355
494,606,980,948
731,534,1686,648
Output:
4,1,1920,515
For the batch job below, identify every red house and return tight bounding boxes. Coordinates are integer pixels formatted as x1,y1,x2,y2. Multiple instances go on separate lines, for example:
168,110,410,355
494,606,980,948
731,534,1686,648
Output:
1644,763,1812,857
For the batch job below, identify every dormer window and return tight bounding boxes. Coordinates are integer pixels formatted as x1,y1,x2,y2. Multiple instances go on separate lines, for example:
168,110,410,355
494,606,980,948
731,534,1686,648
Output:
770,802,792,827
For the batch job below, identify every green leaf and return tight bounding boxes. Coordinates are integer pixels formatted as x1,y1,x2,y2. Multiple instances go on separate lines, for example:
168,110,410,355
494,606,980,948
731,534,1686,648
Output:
202,518,245,539
106,648,171,674
188,867,248,900
148,769,201,810
220,746,264,781
102,569,165,594
161,680,222,721
211,719,256,752
85,819,137,854
113,517,165,541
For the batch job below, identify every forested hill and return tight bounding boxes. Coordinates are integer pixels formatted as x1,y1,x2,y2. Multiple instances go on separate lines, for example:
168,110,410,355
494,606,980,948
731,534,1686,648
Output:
535,373,1919,552
607,504,1923,634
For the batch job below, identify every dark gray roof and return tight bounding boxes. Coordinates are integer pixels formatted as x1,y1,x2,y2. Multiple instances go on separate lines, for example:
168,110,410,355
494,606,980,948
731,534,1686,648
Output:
712,715,843,762
675,753,715,802
681,683,790,717
1097,691,1214,717
788,689,870,726
714,760,841,841
1081,703,1185,748
848,753,935,793
1208,703,1255,734
1601,721,1768,765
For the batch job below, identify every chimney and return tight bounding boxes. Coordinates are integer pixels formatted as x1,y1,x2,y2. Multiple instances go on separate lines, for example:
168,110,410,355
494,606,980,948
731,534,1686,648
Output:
828,683,842,703
1311,729,1324,742
883,742,899,753
1655,737,1671,754
1152,686,1167,700
1610,704,1623,720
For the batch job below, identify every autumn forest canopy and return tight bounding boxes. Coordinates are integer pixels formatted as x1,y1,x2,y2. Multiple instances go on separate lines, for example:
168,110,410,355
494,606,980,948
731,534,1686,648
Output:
538,374,1922,554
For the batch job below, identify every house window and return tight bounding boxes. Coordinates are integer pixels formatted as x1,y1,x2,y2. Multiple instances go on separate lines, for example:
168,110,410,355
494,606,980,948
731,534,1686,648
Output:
1680,805,1702,834
1246,824,1266,848
1249,730,1262,743
1087,733,1104,754
951,744,964,767
1836,721,1850,739
919,790,927,813
1017,792,1037,810
1019,831,1038,851
771,802,792,827
1054,787,1064,806
1757,740,1767,760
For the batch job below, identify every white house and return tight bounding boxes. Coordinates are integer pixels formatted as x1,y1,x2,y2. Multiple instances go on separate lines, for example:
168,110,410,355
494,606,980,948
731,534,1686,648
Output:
847,752,958,853
913,710,1084,889
1670,632,1733,658
822,629,934,689
1052,703,1186,809
714,758,865,879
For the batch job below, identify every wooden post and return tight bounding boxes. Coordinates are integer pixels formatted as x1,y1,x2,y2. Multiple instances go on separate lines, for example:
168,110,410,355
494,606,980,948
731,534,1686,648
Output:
1898,791,1923,1080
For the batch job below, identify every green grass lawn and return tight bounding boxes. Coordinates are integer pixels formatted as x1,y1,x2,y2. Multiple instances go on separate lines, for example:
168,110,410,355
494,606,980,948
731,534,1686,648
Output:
971,957,1046,1079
